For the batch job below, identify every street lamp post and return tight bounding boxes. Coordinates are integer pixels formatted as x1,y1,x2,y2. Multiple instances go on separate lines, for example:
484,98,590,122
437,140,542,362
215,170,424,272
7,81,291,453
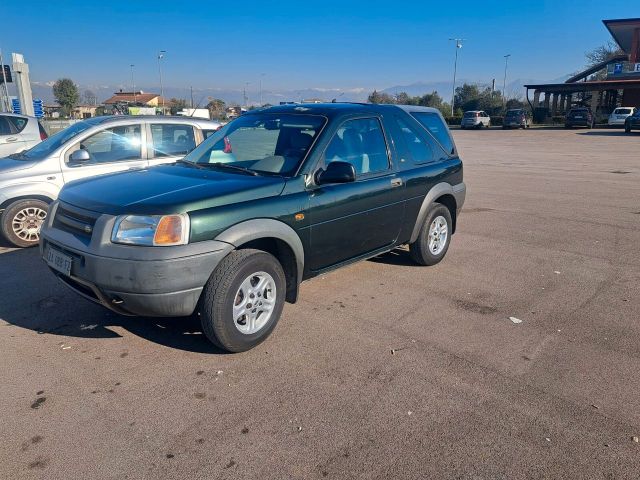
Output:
259,73,265,106
158,50,166,113
502,54,511,112
449,38,464,116
130,64,136,103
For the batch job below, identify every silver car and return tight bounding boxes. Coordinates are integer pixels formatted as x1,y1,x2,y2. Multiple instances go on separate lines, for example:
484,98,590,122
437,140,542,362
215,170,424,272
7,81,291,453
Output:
461,110,491,129
0,115,221,247
0,113,47,157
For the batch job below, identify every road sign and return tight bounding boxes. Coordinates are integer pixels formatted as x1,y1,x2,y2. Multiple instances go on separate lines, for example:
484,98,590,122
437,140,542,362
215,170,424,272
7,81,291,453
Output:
0,65,11,83
11,98,21,114
33,99,44,118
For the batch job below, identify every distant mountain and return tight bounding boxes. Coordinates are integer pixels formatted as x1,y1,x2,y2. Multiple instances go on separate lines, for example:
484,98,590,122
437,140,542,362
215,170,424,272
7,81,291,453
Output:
382,75,573,101
13,74,573,107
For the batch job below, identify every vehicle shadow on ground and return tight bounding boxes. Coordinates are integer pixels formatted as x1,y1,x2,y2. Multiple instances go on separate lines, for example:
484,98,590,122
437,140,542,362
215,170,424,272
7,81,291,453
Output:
577,130,632,137
0,247,228,355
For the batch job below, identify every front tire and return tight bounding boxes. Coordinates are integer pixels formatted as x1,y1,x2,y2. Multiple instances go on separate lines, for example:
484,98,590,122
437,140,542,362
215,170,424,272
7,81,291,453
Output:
1,199,49,248
199,249,286,352
409,204,453,266
625,123,631,133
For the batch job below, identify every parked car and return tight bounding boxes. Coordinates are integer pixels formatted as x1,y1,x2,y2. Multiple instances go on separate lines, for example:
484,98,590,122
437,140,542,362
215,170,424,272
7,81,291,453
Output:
565,107,595,128
0,115,221,247
0,113,47,157
624,110,640,133
609,107,637,126
461,111,490,129
503,109,531,129
40,103,466,352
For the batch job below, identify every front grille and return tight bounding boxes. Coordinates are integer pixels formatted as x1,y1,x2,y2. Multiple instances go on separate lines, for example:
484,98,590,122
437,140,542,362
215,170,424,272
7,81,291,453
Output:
53,203,100,239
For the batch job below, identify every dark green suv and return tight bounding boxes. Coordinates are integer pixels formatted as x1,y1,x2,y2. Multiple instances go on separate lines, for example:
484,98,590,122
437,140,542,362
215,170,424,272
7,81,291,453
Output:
40,103,465,352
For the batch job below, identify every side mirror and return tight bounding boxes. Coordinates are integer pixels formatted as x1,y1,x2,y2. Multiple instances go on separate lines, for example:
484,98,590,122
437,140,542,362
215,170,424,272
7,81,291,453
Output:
70,149,91,164
316,161,356,185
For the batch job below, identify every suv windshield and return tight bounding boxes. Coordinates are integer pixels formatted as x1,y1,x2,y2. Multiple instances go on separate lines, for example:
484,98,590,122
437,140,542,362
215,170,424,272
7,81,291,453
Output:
184,113,326,176
506,110,523,116
463,112,477,118
614,108,632,115
10,120,96,161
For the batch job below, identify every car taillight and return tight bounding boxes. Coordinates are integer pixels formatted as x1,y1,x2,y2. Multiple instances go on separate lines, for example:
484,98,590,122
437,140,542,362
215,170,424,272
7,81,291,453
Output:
38,123,48,140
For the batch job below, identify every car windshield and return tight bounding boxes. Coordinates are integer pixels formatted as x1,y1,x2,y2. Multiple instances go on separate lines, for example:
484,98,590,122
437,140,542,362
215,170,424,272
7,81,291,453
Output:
506,110,522,116
9,120,96,160
183,112,327,176
614,108,632,115
463,112,477,118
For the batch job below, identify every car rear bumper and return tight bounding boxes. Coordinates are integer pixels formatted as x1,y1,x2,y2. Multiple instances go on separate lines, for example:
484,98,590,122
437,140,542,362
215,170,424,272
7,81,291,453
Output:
40,201,233,317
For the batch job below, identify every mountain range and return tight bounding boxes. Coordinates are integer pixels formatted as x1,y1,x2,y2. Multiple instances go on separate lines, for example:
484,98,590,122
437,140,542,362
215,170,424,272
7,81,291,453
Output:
12,75,571,107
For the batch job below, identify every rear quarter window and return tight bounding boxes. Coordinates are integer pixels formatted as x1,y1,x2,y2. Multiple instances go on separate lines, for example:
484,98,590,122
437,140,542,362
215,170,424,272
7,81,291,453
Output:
410,112,455,156
6,116,28,133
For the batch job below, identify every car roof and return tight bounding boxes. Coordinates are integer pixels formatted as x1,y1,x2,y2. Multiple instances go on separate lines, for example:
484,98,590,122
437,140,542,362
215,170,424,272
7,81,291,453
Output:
82,115,221,128
253,102,441,119
0,112,38,120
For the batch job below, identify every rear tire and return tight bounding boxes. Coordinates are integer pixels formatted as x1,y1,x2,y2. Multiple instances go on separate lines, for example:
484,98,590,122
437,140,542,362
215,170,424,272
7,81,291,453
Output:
1,199,49,248
199,249,286,353
409,204,453,266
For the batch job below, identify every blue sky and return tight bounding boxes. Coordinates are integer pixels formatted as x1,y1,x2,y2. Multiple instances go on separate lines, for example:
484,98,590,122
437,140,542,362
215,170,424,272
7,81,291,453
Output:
1,0,637,93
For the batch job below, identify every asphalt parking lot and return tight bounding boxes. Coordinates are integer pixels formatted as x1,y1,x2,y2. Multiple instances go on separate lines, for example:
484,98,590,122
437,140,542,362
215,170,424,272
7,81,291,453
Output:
1,128,639,479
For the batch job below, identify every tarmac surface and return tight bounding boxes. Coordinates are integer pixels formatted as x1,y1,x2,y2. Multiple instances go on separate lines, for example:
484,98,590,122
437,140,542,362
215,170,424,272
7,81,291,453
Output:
1,128,639,479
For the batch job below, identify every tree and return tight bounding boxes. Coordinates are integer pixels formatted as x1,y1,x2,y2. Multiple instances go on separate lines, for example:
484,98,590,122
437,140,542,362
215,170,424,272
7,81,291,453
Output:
206,98,226,120
83,89,97,105
169,98,188,115
367,90,395,104
52,78,79,116
586,41,625,67
585,41,626,80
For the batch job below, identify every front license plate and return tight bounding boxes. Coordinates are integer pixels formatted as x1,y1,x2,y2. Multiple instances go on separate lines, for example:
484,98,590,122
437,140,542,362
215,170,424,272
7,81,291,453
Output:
575,116,583,119
46,246,72,276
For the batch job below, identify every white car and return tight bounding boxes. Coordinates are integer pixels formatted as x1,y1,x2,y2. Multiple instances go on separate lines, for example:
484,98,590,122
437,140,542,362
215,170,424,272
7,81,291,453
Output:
608,107,637,126
461,110,491,129
0,113,47,157
0,115,221,247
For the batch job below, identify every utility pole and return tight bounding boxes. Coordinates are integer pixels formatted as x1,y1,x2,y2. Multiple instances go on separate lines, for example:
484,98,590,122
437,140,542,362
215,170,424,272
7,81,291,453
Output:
244,82,250,107
190,86,194,108
130,64,136,103
502,54,511,111
449,38,464,116
158,50,166,113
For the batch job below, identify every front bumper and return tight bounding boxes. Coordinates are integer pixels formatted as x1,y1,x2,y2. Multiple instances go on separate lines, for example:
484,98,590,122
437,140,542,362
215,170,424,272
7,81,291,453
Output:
40,201,233,317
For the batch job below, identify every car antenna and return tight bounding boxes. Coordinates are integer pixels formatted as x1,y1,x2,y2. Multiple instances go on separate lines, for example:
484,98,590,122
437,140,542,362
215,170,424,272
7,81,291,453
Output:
189,96,208,117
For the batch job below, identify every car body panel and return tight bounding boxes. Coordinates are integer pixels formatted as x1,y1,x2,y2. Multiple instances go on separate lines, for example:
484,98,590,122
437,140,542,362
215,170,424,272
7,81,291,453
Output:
0,113,43,157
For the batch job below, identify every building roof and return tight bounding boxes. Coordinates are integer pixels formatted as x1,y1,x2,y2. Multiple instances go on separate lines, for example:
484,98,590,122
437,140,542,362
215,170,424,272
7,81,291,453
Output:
524,78,640,93
603,18,640,54
103,92,164,105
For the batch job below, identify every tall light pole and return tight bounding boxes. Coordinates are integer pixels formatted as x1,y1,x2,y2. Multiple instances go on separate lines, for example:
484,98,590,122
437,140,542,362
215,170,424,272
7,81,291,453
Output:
502,54,511,112
259,73,265,106
158,50,166,113
449,38,464,116
244,82,250,107
130,64,137,103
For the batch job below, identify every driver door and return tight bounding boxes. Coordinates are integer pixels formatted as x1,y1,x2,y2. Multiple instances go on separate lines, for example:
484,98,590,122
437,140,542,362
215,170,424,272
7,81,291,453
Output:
307,117,406,271
61,123,148,183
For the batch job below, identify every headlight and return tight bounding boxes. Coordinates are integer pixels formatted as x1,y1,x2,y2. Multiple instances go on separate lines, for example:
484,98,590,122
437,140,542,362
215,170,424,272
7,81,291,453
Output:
111,214,190,246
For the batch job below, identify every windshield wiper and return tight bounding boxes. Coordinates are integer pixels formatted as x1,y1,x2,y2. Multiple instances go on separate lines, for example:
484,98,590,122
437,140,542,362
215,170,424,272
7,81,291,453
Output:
206,162,259,176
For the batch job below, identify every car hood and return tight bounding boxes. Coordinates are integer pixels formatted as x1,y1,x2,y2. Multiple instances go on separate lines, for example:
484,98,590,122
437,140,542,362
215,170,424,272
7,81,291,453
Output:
0,157,39,174
59,163,287,216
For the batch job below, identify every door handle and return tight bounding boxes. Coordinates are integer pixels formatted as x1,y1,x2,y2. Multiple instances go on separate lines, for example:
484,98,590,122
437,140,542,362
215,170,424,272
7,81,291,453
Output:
6,137,17,142
390,178,403,188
